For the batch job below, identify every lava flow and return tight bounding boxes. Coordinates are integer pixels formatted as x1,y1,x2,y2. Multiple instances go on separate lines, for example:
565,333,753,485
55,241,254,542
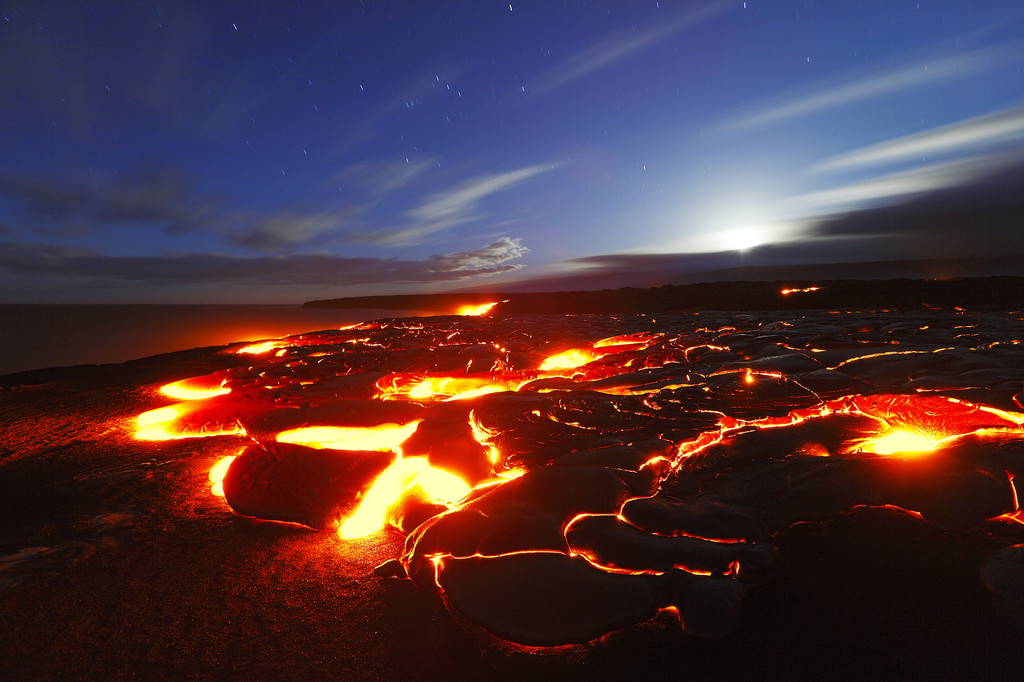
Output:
457,301,502,316
131,310,1024,647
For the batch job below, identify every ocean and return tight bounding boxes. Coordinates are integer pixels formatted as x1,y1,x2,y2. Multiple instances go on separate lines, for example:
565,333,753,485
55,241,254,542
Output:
0,304,430,376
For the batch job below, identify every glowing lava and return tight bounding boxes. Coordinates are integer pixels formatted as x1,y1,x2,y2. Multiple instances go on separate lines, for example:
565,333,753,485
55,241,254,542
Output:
377,373,529,401
339,457,471,540
134,403,246,440
407,377,510,401
124,311,1024,650
540,348,597,371
160,378,231,401
457,302,501,316
857,429,944,456
209,455,238,497
275,422,421,451
237,341,281,354
539,333,660,372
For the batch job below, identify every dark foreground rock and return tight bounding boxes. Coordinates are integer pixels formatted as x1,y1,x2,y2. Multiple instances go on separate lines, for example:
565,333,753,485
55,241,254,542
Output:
2,307,1024,679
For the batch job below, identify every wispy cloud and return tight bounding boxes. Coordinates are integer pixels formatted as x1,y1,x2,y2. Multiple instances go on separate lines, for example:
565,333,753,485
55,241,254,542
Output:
787,151,1022,218
812,104,1024,171
0,238,530,286
327,64,472,154
225,207,360,252
325,157,438,199
426,236,529,273
551,164,1024,281
798,167,1024,261
352,163,558,245
522,0,730,98
0,161,551,255
718,39,1022,132
0,169,215,235
0,167,368,253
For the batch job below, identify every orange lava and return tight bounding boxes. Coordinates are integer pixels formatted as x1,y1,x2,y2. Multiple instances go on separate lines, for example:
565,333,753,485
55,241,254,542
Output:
275,422,421,451
855,429,945,456
209,455,238,497
236,341,281,354
160,376,231,401
120,312,1024,650
339,457,470,539
134,403,247,441
457,302,501,316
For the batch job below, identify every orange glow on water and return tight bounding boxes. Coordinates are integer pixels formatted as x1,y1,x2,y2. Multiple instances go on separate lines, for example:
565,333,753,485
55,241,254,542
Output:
338,457,470,540
275,422,421,451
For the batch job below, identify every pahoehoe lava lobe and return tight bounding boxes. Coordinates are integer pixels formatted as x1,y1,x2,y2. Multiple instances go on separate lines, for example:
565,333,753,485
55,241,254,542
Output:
12,304,1021,665
222,443,396,529
435,552,744,646
126,308,1024,649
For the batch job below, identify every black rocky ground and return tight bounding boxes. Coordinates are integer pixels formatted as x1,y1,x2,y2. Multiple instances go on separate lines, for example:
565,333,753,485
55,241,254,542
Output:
2,306,1024,680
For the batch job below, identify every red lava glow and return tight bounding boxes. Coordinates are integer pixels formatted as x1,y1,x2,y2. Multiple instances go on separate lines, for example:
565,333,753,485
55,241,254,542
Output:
377,374,526,402
539,348,598,371
339,457,471,540
209,455,237,497
537,333,658,371
780,286,821,295
276,422,421,450
127,313,1024,648
160,376,231,401
134,403,247,440
236,340,282,354
457,302,501,316
855,429,944,456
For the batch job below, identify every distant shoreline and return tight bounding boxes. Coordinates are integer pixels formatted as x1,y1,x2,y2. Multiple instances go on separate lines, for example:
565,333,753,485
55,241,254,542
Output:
0,304,418,379
304,276,1024,314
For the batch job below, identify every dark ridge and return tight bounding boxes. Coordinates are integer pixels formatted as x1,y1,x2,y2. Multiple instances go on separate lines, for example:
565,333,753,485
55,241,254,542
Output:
304,276,1024,314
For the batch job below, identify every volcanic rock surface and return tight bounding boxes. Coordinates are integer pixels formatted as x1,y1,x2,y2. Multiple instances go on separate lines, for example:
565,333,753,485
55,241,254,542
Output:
3,306,1024,678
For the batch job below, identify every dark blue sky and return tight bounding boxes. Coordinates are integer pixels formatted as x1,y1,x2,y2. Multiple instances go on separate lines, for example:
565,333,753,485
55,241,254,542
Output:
1,1,1022,302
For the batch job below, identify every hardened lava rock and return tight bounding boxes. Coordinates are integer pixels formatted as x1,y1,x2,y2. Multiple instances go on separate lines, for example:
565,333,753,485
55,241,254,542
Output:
136,310,1024,647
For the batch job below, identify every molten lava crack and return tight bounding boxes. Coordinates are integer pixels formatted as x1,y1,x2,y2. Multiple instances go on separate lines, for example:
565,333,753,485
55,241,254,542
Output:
130,312,1024,647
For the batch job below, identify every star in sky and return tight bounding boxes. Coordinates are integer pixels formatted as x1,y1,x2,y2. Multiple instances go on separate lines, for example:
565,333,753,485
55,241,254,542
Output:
0,0,1021,302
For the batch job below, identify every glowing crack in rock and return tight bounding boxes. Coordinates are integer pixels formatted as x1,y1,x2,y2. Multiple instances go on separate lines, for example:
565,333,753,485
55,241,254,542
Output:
129,311,1024,647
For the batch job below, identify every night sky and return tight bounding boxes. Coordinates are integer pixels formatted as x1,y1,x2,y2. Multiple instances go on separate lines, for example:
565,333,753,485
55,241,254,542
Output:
1,1,1022,303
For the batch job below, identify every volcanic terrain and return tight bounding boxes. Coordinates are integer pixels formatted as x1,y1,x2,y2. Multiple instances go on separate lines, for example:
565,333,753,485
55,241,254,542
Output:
2,300,1024,679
